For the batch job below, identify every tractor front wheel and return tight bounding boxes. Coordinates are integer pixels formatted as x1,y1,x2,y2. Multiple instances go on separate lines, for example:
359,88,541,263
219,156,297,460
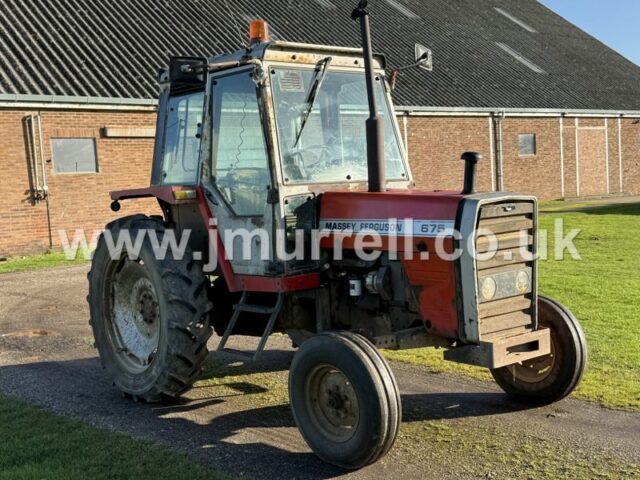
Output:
491,295,587,405
88,215,213,402
289,331,401,469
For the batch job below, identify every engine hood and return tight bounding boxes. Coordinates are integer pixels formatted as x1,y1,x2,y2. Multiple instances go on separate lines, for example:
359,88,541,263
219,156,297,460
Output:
318,190,464,238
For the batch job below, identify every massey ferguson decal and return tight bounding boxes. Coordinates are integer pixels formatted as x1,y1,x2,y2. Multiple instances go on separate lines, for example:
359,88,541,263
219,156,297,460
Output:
319,219,455,237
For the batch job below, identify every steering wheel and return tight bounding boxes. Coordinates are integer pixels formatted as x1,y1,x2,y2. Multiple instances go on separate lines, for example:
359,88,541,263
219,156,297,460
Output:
286,144,334,180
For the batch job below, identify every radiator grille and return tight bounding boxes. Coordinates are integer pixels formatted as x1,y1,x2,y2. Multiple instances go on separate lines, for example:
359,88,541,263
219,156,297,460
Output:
476,201,536,341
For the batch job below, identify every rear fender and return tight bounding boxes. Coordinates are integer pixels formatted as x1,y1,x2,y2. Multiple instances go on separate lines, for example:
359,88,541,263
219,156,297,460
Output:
109,184,208,264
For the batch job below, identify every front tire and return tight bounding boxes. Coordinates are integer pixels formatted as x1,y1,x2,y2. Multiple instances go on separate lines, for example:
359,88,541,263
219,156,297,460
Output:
289,331,401,469
491,295,587,405
88,215,213,402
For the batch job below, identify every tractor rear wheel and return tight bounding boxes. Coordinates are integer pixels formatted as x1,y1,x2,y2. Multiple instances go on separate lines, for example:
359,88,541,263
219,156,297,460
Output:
491,295,587,405
289,331,401,469
88,214,213,402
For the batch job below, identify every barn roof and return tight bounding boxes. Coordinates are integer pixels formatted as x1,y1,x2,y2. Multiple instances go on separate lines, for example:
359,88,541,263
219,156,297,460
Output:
0,0,639,111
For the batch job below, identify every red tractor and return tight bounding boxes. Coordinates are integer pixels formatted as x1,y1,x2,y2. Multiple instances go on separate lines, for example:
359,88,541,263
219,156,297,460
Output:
88,2,586,469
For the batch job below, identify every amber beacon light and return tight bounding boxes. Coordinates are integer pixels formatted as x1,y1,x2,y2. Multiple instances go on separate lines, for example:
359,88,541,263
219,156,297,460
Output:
249,19,270,43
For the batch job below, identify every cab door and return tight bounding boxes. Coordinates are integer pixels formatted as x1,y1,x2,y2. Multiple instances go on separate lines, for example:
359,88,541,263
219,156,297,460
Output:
208,67,276,276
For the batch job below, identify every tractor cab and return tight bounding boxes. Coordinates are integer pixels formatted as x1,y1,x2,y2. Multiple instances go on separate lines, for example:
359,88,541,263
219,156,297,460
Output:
149,31,412,277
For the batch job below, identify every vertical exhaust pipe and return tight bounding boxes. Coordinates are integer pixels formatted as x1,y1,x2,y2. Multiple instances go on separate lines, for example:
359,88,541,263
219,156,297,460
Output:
352,1,385,192
461,152,482,195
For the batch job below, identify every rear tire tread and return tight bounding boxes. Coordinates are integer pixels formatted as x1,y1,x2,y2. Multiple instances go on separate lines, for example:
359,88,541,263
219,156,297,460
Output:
89,214,213,403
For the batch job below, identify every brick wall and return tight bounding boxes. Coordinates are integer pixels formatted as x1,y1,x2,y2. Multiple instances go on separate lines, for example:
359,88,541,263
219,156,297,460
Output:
562,118,578,197
607,118,622,194
404,116,493,192
404,114,639,200
1,107,639,257
577,121,607,196
622,119,640,194
0,108,159,257
500,117,563,199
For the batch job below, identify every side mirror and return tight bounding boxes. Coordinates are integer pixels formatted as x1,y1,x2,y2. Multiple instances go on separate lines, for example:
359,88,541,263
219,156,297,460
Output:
389,43,433,90
168,57,207,93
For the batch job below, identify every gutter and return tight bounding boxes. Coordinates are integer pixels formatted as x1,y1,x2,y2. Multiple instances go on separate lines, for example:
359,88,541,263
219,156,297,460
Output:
0,93,157,111
395,105,640,118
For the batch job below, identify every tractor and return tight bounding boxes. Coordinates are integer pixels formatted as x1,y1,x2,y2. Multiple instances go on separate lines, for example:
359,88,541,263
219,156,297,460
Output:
88,1,587,469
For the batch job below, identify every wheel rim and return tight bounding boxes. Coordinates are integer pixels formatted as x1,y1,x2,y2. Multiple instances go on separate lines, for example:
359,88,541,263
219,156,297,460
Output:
507,336,558,383
305,364,359,443
505,309,563,386
107,258,161,374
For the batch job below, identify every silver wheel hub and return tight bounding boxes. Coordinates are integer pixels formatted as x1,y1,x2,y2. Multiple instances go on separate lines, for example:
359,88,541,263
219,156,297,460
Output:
111,261,160,371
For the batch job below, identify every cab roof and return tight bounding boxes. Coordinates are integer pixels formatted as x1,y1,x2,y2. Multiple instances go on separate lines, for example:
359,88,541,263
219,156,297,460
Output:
209,41,386,70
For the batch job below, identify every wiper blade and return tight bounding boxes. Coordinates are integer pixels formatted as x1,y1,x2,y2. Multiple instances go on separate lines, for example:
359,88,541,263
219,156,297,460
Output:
293,56,332,148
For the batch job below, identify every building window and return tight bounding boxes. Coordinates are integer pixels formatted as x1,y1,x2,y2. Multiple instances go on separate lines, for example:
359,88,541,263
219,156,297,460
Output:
518,134,537,156
52,138,98,173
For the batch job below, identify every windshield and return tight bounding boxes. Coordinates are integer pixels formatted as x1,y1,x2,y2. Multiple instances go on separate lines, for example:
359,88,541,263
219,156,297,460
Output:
271,68,408,184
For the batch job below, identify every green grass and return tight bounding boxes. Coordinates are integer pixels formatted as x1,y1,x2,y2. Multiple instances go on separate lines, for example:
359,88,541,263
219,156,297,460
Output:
0,251,87,274
398,419,640,479
388,201,640,411
0,395,224,480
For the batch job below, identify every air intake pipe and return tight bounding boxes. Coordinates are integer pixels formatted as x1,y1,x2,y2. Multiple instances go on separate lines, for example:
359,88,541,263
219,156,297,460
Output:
461,152,482,195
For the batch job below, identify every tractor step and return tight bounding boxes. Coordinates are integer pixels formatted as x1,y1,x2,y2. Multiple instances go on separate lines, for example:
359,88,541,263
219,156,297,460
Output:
217,291,285,362
233,303,276,315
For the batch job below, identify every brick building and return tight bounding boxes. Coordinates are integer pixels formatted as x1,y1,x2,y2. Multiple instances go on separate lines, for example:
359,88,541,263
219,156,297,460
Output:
1,0,639,256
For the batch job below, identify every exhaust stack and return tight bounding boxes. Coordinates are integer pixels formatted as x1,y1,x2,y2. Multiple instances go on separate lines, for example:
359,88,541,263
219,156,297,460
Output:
461,152,482,195
352,1,385,193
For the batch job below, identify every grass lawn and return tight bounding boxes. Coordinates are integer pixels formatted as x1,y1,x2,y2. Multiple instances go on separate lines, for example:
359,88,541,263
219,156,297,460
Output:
0,252,87,274
0,395,223,480
387,200,640,411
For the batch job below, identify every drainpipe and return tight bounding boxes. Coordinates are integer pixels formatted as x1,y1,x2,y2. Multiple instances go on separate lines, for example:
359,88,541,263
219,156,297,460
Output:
402,113,409,158
493,111,505,191
36,111,53,249
559,115,565,198
617,116,623,193
37,112,49,199
575,117,580,197
29,114,42,200
604,118,610,194
488,114,495,191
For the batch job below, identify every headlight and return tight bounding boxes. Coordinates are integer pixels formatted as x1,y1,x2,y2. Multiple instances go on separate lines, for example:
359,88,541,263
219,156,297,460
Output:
516,271,530,294
480,277,497,301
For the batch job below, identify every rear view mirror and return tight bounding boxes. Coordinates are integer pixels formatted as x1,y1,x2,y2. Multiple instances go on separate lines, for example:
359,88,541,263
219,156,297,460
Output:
389,43,434,90
415,44,433,71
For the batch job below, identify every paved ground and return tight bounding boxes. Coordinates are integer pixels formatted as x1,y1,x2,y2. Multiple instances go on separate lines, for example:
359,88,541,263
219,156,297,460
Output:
1,265,639,479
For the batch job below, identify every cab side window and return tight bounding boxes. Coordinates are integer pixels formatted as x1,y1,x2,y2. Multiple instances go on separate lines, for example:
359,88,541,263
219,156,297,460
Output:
212,72,271,216
161,91,205,185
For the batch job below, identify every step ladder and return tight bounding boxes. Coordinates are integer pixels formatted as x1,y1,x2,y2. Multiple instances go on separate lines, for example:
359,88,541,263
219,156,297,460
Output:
216,291,284,361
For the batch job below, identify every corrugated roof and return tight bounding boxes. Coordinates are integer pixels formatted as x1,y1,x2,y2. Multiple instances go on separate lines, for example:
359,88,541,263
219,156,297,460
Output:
0,0,639,110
